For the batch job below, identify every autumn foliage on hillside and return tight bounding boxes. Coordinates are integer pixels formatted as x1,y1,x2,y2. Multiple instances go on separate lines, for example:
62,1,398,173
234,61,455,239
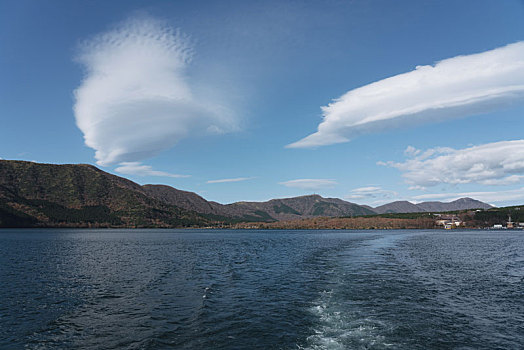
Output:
234,216,437,230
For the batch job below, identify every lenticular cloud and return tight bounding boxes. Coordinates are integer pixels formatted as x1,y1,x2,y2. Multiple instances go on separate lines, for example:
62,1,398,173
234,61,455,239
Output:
288,41,524,148
74,17,235,166
380,140,524,187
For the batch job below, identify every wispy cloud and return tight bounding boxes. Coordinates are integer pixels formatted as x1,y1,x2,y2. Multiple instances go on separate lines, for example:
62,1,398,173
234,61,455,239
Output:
346,186,398,205
380,140,524,188
279,179,337,189
411,188,524,205
206,177,253,184
115,162,190,178
73,16,237,167
288,41,524,148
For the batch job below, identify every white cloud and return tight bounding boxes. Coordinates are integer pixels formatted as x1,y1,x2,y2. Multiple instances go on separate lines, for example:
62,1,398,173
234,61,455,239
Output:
411,188,524,205
381,140,524,187
288,41,524,148
346,186,398,205
115,162,190,178
404,146,420,158
206,177,253,184
279,179,337,189
74,16,237,166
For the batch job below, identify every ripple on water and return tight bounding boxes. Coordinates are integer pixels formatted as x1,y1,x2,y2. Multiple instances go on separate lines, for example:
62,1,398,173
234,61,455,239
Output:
301,233,413,350
1,229,524,349
304,290,394,350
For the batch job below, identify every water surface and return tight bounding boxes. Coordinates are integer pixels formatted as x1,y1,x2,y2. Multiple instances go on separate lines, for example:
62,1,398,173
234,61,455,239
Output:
0,229,522,349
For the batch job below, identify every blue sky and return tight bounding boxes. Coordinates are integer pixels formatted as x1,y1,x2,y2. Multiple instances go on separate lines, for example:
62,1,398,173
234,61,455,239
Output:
1,0,524,206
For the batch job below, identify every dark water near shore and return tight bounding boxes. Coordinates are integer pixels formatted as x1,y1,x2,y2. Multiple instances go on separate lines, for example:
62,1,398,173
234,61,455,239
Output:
0,229,523,349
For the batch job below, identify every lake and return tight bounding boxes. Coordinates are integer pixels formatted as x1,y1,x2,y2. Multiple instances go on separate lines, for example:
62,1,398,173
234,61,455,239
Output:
1,229,523,349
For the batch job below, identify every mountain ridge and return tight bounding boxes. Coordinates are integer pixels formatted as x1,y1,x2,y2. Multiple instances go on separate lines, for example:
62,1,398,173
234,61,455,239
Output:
0,160,493,227
374,198,492,214
0,160,210,227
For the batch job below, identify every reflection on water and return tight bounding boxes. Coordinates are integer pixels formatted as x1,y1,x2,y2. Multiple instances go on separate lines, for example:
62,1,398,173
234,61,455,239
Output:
0,229,523,349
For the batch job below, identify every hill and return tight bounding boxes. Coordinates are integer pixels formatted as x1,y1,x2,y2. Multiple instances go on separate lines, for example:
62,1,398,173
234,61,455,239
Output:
374,201,422,214
227,195,375,221
416,198,492,212
0,160,211,228
373,198,492,214
143,186,376,222
0,160,375,227
0,160,495,228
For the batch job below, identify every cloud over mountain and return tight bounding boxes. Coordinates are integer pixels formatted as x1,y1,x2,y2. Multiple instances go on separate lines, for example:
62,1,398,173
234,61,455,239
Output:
380,140,524,188
73,16,237,166
207,177,253,184
346,186,398,205
279,179,337,189
288,41,524,148
114,162,190,178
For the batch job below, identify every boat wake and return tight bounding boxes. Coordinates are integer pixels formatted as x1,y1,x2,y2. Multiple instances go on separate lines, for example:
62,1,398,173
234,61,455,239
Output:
302,289,394,350
300,233,414,349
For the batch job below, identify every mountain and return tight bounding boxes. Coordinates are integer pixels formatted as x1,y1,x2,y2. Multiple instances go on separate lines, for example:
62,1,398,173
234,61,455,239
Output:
143,186,375,221
0,160,211,228
142,184,272,221
0,160,374,227
374,201,423,214
227,195,375,221
0,160,494,228
416,198,492,212
142,184,223,216
373,198,492,214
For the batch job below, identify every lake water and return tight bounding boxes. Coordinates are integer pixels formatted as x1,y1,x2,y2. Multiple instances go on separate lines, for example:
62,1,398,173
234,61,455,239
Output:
0,229,523,349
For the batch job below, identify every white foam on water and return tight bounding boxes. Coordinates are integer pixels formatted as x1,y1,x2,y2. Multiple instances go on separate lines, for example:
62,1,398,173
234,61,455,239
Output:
302,289,394,349
304,290,391,350
300,233,415,349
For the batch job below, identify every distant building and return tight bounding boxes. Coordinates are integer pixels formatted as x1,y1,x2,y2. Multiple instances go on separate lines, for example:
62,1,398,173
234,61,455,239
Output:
436,216,462,229
507,214,514,229
493,224,503,229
